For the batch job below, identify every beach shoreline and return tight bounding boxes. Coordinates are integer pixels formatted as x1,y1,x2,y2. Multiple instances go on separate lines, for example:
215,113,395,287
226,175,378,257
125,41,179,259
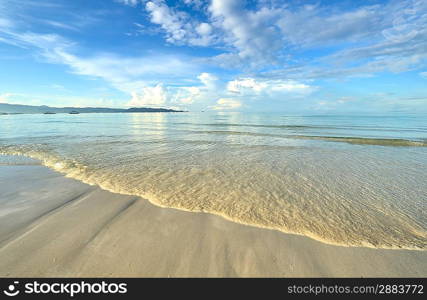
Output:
0,161,426,277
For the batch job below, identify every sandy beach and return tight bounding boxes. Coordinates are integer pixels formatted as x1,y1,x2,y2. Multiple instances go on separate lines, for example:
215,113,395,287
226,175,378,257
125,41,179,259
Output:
0,161,426,277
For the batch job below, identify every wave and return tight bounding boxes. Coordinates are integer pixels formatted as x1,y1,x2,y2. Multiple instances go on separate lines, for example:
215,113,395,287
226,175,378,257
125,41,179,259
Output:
173,122,427,132
183,129,427,146
293,136,427,147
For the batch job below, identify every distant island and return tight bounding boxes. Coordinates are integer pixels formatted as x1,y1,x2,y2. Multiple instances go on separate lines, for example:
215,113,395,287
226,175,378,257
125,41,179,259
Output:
0,103,184,114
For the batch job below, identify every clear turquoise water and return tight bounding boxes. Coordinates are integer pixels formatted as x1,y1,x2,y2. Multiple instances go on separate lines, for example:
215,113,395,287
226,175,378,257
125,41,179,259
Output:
1,112,426,249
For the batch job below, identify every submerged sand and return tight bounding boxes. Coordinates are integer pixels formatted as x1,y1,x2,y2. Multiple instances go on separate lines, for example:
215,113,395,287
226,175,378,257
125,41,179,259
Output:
0,163,425,277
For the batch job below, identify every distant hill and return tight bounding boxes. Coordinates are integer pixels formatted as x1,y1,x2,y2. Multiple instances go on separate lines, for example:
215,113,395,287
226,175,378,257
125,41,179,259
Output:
0,103,184,114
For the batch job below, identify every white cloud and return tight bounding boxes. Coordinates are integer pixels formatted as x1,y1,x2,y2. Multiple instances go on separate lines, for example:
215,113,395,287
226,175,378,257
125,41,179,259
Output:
326,36,427,74
173,86,201,104
227,78,266,93
196,23,212,36
146,0,187,43
183,0,203,9
209,0,283,66
227,78,312,95
128,84,167,107
262,32,427,80
51,50,198,88
210,98,242,110
420,71,427,78
142,0,389,68
2,0,426,111
42,20,78,31
164,73,219,106
128,83,204,107
0,20,204,109
145,0,214,46
197,72,218,89
381,0,427,43
130,0,427,77
0,25,72,50
270,81,312,92
277,5,383,47
117,0,140,6
56,52,204,108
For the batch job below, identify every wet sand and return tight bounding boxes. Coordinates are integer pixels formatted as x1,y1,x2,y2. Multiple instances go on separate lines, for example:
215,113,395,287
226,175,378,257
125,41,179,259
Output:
0,163,425,277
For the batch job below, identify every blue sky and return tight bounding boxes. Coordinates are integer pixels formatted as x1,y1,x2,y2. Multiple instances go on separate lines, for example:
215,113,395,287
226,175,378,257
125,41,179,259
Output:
0,0,426,113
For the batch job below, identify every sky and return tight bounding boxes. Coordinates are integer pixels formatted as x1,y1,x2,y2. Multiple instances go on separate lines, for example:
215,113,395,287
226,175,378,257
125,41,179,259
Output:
0,0,426,113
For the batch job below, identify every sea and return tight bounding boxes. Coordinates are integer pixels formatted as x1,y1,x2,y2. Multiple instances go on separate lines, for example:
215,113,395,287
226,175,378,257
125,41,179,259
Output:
1,112,426,249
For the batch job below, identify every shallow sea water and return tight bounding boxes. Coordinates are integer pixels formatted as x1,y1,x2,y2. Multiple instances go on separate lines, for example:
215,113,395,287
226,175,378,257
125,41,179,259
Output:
1,112,426,249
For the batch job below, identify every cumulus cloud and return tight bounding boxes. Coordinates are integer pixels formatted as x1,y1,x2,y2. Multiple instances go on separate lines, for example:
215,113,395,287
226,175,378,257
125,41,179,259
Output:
128,84,167,107
0,18,203,108
169,86,201,105
165,73,220,106
137,0,427,77
2,0,426,111
197,72,218,89
140,0,283,66
209,0,283,66
196,23,212,36
210,98,242,110
127,80,208,108
0,17,318,110
56,52,206,108
145,0,187,43
145,0,215,46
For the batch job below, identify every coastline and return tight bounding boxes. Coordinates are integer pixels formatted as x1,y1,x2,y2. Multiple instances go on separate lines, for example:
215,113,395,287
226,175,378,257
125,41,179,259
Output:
0,161,426,277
